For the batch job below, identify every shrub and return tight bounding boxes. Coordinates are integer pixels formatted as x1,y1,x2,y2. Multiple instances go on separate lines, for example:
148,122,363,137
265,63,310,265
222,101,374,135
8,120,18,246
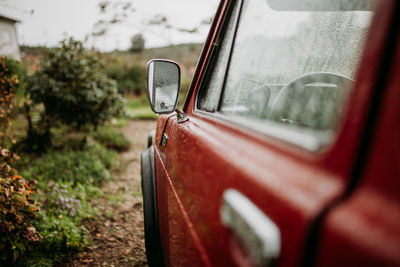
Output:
0,57,19,147
0,57,40,263
92,127,131,151
0,152,41,263
26,38,124,133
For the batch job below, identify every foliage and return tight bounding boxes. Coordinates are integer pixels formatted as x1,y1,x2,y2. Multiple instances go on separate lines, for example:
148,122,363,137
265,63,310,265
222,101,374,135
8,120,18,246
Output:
110,117,128,127
130,33,145,53
0,151,41,263
30,182,101,258
34,211,88,253
14,142,114,265
91,1,134,38
26,38,124,133
105,63,146,95
0,57,40,264
47,183,82,217
1,55,124,265
21,144,116,187
125,96,157,120
0,57,19,146
92,126,131,151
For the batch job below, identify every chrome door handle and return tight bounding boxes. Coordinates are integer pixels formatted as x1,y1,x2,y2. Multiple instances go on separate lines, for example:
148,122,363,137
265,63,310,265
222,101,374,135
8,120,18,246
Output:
220,189,281,267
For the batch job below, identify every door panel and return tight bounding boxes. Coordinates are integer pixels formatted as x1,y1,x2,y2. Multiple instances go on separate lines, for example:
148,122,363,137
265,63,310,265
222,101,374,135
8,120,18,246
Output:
162,115,343,266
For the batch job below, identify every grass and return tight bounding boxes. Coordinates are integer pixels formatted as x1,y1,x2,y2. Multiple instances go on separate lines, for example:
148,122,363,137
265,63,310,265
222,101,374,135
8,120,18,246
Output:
110,117,128,127
13,138,118,266
92,126,131,152
125,96,157,120
108,192,126,204
21,144,116,186
132,191,142,197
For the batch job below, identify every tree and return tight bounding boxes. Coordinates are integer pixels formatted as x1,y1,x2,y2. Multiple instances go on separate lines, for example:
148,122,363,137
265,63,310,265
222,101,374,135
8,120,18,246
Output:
26,39,123,147
129,33,145,53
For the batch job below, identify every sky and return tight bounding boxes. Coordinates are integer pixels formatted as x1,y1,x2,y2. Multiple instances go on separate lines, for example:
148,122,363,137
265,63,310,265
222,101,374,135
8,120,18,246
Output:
0,0,219,51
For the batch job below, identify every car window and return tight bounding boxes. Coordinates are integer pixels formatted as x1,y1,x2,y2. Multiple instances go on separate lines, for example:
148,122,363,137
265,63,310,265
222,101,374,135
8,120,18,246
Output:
198,0,374,149
198,0,241,112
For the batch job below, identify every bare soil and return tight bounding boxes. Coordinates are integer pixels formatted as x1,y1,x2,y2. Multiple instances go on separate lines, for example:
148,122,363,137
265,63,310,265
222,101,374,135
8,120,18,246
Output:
67,120,156,267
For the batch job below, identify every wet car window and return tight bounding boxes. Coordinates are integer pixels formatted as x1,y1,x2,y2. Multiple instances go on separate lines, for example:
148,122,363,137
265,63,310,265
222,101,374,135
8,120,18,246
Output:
199,0,374,149
198,0,241,112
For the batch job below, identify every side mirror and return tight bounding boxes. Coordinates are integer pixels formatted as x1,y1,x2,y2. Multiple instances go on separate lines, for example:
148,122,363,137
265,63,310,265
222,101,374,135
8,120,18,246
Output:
146,59,180,114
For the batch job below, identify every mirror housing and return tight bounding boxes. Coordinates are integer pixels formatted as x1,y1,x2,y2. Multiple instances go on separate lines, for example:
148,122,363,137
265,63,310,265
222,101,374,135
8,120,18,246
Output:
146,59,180,114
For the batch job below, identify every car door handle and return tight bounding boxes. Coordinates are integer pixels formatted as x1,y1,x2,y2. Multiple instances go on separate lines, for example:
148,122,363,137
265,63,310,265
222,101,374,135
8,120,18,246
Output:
220,189,281,267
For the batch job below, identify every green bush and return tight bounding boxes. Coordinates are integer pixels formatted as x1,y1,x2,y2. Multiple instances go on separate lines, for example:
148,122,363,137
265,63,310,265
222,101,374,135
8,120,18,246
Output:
26,39,124,133
92,127,131,151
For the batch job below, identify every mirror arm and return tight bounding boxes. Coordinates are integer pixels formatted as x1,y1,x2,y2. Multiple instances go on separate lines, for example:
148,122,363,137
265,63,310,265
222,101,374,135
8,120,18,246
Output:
176,108,189,123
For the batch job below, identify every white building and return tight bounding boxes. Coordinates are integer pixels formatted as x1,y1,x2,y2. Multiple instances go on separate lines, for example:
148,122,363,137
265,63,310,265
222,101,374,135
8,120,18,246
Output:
0,14,20,61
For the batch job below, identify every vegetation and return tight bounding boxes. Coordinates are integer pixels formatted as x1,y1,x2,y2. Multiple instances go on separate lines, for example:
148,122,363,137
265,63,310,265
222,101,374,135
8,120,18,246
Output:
92,127,131,151
25,39,123,150
130,33,146,53
21,144,116,187
0,57,40,263
0,40,203,264
125,96,157,120
21,42,202,111
0,150,40,263
0,43,124,265
16,143,114,266
106,63,146,95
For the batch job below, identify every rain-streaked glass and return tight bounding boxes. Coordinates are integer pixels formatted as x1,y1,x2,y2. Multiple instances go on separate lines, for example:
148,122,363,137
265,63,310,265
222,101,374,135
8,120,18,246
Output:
213,0,374,145
198,0,241,112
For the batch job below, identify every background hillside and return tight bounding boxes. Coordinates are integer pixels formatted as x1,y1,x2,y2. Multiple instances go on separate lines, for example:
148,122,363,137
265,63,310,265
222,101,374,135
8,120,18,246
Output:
21,43,204,99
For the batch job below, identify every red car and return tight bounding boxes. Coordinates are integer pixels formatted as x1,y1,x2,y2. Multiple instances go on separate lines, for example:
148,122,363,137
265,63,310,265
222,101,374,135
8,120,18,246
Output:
141,0,400,266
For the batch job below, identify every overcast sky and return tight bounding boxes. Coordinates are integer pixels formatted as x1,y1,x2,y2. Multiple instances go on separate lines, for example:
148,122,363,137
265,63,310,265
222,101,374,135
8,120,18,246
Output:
0,0,219,51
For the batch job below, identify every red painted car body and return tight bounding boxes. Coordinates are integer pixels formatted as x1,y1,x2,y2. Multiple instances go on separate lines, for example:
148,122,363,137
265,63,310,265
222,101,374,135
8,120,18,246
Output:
142,0,400,266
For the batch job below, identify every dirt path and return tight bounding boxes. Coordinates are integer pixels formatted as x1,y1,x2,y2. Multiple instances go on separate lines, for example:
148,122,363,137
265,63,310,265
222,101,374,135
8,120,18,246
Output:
68,120,156,266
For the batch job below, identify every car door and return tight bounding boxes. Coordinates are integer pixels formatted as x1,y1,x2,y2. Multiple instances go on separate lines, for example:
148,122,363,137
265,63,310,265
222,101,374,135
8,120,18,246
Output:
315,9,400,266
155,0,394,266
